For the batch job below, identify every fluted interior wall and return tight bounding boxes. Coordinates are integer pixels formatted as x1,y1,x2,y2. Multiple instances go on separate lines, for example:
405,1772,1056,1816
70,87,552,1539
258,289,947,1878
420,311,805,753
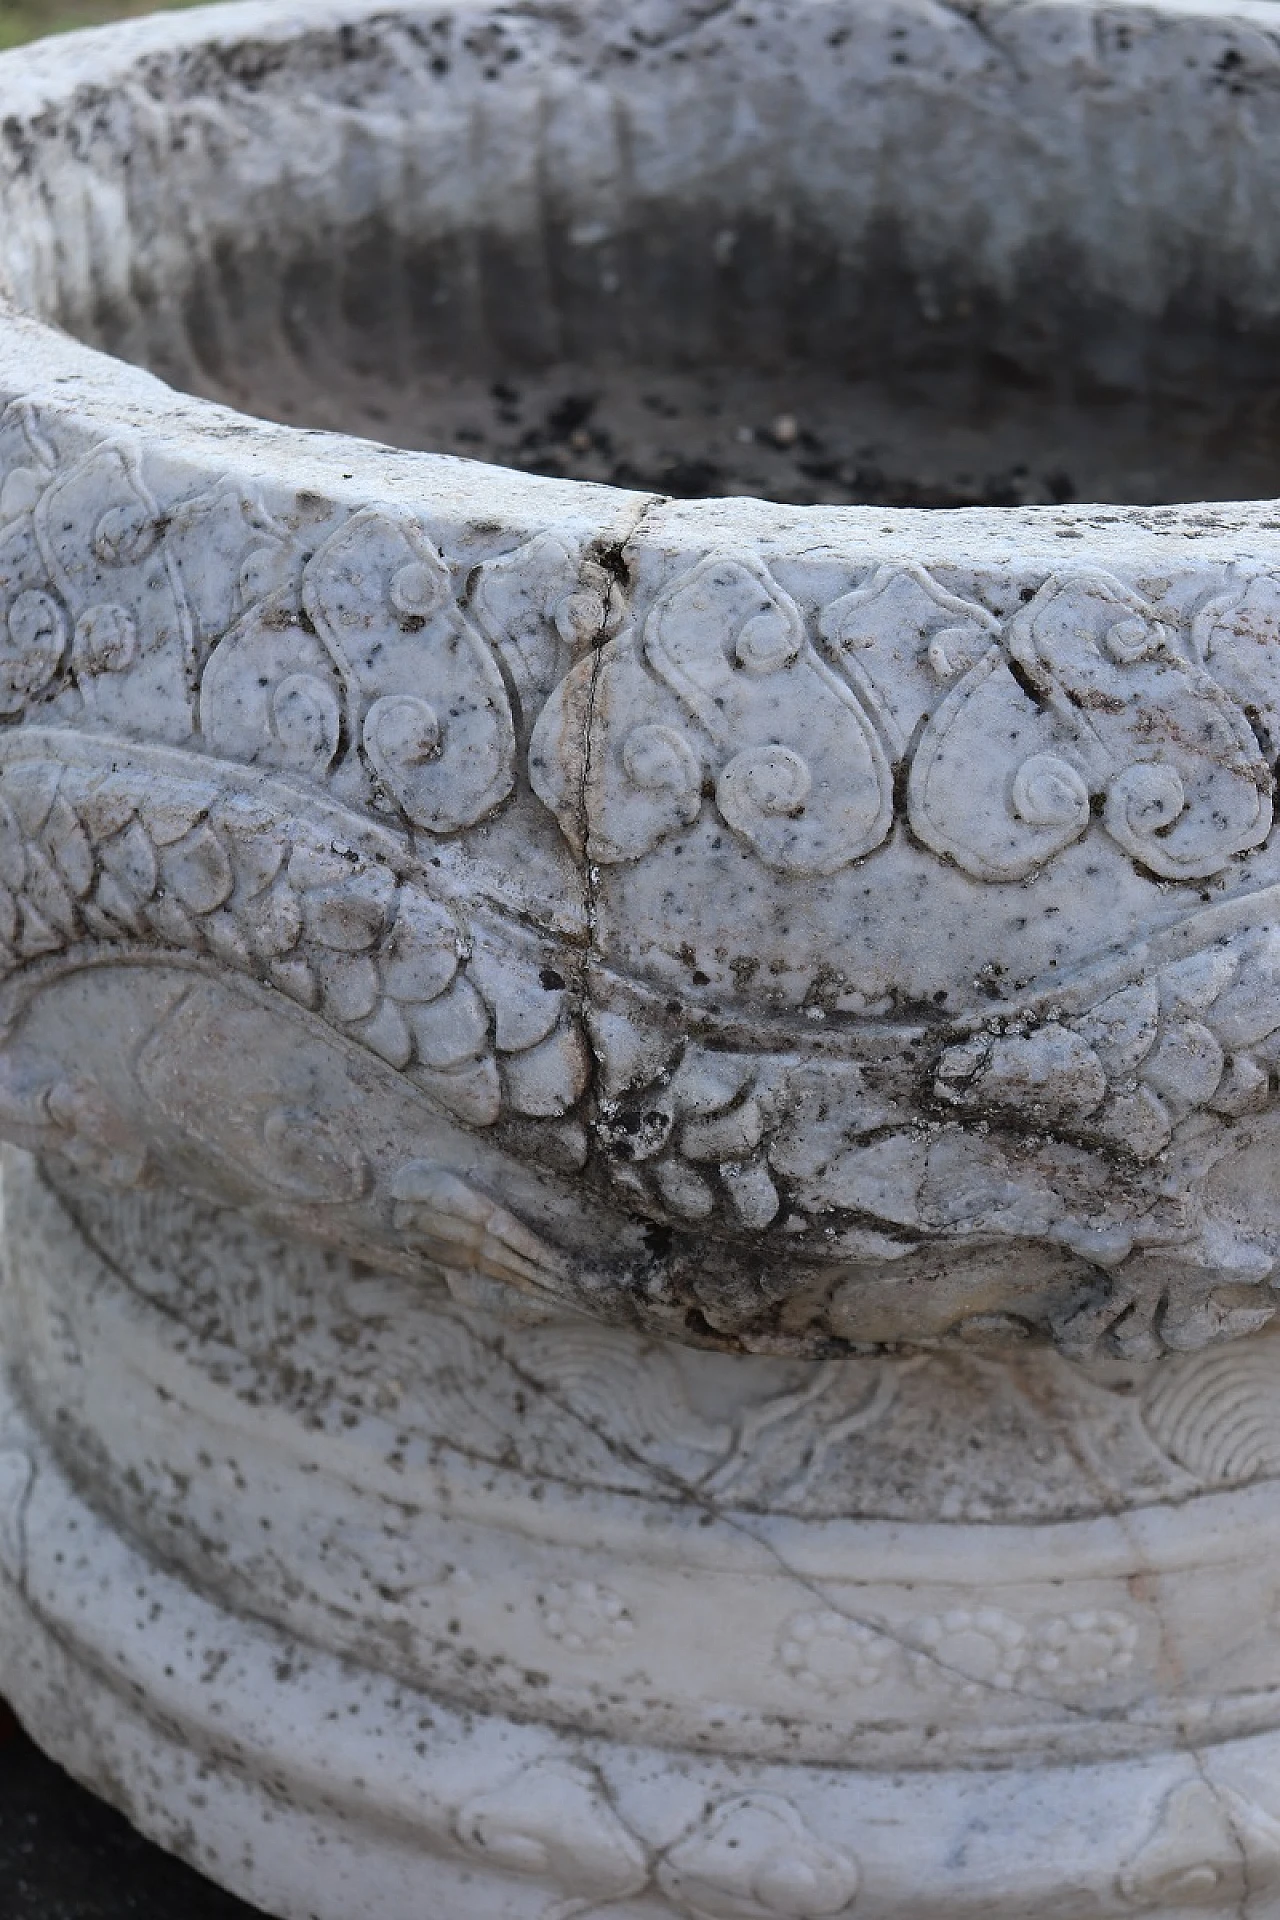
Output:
4,0,1280,455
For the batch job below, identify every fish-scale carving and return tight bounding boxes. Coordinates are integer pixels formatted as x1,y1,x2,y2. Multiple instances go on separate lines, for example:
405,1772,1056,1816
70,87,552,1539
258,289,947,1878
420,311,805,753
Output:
930,916,1280,1164
5,430,1280,1356
0,732,586,1141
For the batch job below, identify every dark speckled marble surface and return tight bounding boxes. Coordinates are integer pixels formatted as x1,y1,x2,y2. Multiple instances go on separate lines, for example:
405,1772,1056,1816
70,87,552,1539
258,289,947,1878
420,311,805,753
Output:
0,1710,260,1919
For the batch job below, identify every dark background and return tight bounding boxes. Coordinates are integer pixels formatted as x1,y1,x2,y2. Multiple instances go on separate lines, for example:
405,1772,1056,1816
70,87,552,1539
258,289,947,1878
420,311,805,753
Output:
0,3,287,1910
1,1707,261,1919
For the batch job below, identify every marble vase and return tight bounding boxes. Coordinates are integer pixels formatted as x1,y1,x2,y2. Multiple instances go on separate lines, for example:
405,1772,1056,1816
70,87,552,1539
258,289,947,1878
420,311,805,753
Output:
5,0,1280,1913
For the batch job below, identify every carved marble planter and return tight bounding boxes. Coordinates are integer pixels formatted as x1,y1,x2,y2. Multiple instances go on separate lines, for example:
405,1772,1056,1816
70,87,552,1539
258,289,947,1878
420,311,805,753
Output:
9,0,1280,1914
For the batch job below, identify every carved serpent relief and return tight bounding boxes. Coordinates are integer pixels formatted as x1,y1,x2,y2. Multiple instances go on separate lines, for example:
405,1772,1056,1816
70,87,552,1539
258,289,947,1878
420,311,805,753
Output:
6,404,1280,1354
7,734,1280,1355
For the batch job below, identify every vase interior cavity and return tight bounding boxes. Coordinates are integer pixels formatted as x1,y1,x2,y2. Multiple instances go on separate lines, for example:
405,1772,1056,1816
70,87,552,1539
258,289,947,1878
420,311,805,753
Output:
15,3,1280,506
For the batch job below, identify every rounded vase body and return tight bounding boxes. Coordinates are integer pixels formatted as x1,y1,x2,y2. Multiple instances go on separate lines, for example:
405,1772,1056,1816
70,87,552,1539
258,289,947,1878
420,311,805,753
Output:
3,0,1280,1913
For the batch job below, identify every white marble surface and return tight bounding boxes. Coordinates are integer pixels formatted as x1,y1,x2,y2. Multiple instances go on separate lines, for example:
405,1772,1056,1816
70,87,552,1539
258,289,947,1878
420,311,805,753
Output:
9,1150,1280,1920
3,0,1280,1912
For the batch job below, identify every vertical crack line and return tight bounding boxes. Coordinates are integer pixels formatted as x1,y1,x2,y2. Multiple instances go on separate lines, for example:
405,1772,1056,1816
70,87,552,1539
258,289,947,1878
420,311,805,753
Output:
576,490,664,976
578,616,606,956
571,492,665,1204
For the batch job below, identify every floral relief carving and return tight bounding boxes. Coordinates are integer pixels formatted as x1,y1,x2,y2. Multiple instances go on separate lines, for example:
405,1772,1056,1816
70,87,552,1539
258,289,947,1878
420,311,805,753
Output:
36,442,194,743
1,412,1278,895
1192,567,1280,759
528,553,1276,886
199,596,344,779
452,1773,862,1920
0,413,541,842
470,529,625,726
1,586,65,716
301,507,517,833
908,569,1273,881
537,1580,635,1653
776,1604,1142,1703
0,410,88,718
531,553,895,874
164,478,299,662
199,507,562,814
817,557,1000,752
0,401,55,527
777,1611,894,1693
910,1607,1027,1695
1030,1610,1138,1691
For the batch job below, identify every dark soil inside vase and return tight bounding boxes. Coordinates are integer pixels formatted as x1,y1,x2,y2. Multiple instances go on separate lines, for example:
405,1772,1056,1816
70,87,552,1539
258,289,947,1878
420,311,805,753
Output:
205,352,1280,508
28,2,1280,510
